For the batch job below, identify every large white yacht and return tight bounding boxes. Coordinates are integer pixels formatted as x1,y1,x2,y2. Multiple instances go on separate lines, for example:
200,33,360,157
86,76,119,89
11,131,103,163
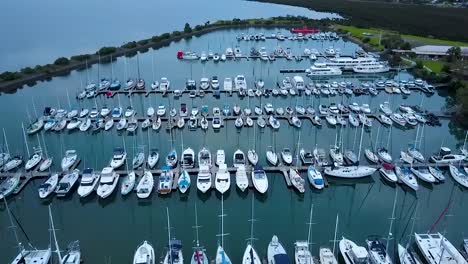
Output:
353,62,390,74
306,63,342,76
326,56,377,69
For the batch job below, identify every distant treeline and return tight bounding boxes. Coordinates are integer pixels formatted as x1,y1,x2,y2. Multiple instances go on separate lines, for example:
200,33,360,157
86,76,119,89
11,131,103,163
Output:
255,0,468,42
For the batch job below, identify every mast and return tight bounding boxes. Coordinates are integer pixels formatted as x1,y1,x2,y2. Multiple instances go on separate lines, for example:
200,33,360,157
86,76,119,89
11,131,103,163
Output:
123,136,129,172
66,86,71,109
463,131,468,152
4,198,24,255
216,195,230,248
151,50,155,83
166,207,172,264
386,188,398,251
193,203,201,248
21,122,30,157
48,205,62,262
110,54,114,80
3,128,10,155
41,132,48,159
124,56,128,81
247,193,257,246
137,52,141,80
332,214,339,256
357,123,365,161
85,59,90,84
374,125,381,153
306,204,314,247
386,126,392,150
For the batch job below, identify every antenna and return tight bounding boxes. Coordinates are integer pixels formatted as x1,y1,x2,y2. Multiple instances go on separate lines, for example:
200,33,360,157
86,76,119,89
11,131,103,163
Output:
48,205,62,262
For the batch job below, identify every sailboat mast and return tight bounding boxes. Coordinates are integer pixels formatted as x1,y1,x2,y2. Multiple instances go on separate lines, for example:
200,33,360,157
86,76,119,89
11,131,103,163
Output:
194,203,200,247
248,193,255,246
48,206,62,262
3,128,10,155
221,195,225,248
110,54,114,80
332,214,339,256
306,204,314,246
386,188,398,251
123,136,129,172
21,122,30,157
137,52,141,80
166,207,172,264
66,86,71,109
374,125,381,153
386,127,392,150
463,131,468,151
4,198,23,254
41,133,48,159
151,50,155,83
357,123,365,161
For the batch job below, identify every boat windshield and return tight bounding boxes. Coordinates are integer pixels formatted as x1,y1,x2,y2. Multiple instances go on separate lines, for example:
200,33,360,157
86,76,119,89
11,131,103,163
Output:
254,171,266,179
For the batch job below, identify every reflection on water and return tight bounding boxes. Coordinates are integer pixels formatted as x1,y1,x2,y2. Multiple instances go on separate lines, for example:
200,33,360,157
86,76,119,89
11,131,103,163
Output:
0,27,466,264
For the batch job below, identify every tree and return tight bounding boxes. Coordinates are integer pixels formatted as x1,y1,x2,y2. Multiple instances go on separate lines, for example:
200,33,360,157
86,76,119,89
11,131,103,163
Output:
184,23,192,34
54,57,70,66
447,46,461,62
415,60,424,69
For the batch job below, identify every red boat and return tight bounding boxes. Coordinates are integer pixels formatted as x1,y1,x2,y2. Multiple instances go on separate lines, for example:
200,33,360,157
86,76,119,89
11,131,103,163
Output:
290,27,320,34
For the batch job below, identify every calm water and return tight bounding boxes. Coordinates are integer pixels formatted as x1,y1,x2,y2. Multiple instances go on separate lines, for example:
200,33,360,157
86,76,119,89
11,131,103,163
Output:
0,28,467,263
0,0,341,72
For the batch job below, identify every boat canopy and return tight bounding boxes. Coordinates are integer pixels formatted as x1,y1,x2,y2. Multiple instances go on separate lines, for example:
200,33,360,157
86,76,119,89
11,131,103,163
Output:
382,163,394,170
273,254,290,264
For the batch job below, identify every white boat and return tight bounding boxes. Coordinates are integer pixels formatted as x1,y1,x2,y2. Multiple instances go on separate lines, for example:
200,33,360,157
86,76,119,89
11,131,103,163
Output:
133,241,155,264
111,107,122,118
289,168,305,193
61,241,81,264
236,165,249,192
329,146,344,166
147,149,159,169
216,149,225,166
365,237,392,264
377,148,393,163
77,168,100,197
400,151,414,164
233,149,246,168
414,233,467,264
178,169,191,194
339,237,369,264
124,106,135,118
268,235,290,264
133,151,145,169
430,147,466,164
121,171,136,195
61,150,77,171
246,150,258,166
159,77,170,92
428,166,445,182
55,169,80,197
110,148,126,169
408,146,425,162
38,173,58,198
281,148,293,165
379,163,398,183
66,118,81,130
166,149,178,169
136,170,154,198
326,56,377,69
242,244,261,264
395,167,419,191
307,166,324,189
158,166,173,194
0,173,20,199
104,118,114,131
147,107,155,117
197,165,212,193
398,244,421,264
266,146,279,166
410,167,436,183
3,155,23,172
380,102,392,115
25,149,42,171
449,164,468,188
325,166,376,178
96,167,119,199
306,63,342,76
252,165,268,194
79,118,91,131
215,163,230,194
181,148,195,169
320,247,338,264
216,245,232,264
365,149,379,164
198,148,212,167
117,118,127,130
353,62,390,73
157,105,167,116
152,117,161,130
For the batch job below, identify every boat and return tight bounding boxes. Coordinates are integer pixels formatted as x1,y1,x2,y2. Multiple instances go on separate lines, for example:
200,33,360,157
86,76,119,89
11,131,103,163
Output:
3,155,23,172
55,169,80,197
329,146,344,166
26,118,44,135
158,166,173,194
365,149,379,164
306,63,342,76
125,106,135,118
395,167,419,191
216,149,226,166
289,168,305,193
235,117,244,128
390,113,407,127
379,163,398,183
380,102,392,115
38,173,59,198
400,151,414,164
133,241,155,264
344,150,358,165
79,118,91,131
414,233,466,264
25,149,42,171
320,248,338,264
96,167,119,199
243,244,261,264
178,169,190,194
252,165,268,194
269,116,280,129
353,62,390,73
77,168,100,198
198,148,212,167
300,149,314,165
266,146,279,166
116,118,127,131
267,235,290,264
307,166,324,189
430,147,466,164
377,148,393,163
325,165,376,179
152,117,162,130
136,170,154,198
110,148,126,169
236,165,249,192
365,237,392,264
313,147,328,166
157,105,167,116
166,149,178,168
410,167,436,183
448,164,468,188
233,149,246,168
215,163,230,194
163,239,184,264
339,237,369,264
147,149,159,169
408,146,425,162
0,173,20,199
181,148,195,169
295,241,313,264
159,77,170,92
197,165,212,193
133,150,145,169
428,166,445,182
121,171,136,195
61,241,81,264
126,118,138,132
281,148,293,165
59,150,78,173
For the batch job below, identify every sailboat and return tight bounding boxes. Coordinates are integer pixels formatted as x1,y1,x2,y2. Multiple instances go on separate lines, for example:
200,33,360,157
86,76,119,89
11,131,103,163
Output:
178,169,191,194
163,208,184,264
398,203,422,264
136,170,154,199
191,204,209,264
290,131,305,193
0,172,20,199
242,195,262,264
216,196,232,264
414,233,466,264
121,136,136,196
22,123,42,171
178,135,191,193
248,122,259,165
268,235,290,264
295,204,314,264
38,173,59,199
133,241,155,264
38,133,53,172
6,199,51,264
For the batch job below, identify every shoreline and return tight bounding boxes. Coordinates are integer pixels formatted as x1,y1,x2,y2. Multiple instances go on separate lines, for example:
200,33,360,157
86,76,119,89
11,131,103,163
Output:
0,17,330,94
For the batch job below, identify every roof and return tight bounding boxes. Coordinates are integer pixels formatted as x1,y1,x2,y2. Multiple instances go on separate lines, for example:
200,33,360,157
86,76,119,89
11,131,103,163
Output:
411,45,468,56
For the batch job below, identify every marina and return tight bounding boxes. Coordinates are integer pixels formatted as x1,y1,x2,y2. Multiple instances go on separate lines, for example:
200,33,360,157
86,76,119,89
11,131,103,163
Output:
1,25,468,264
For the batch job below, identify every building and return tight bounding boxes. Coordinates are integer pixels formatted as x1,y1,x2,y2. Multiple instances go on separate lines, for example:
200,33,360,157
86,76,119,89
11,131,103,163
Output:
410,45,468,58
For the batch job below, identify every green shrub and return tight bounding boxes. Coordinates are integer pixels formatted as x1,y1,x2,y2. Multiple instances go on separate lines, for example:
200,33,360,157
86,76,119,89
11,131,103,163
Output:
20,67,36,74
122,41,137,49
194,25,204,31
161,33,171,39
172,31,182,36
137,39,149,45
184,23,192,33
70,54,91,62
97,46,117,56
0,71,22,81
54,57,70,66
362,37,370,43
